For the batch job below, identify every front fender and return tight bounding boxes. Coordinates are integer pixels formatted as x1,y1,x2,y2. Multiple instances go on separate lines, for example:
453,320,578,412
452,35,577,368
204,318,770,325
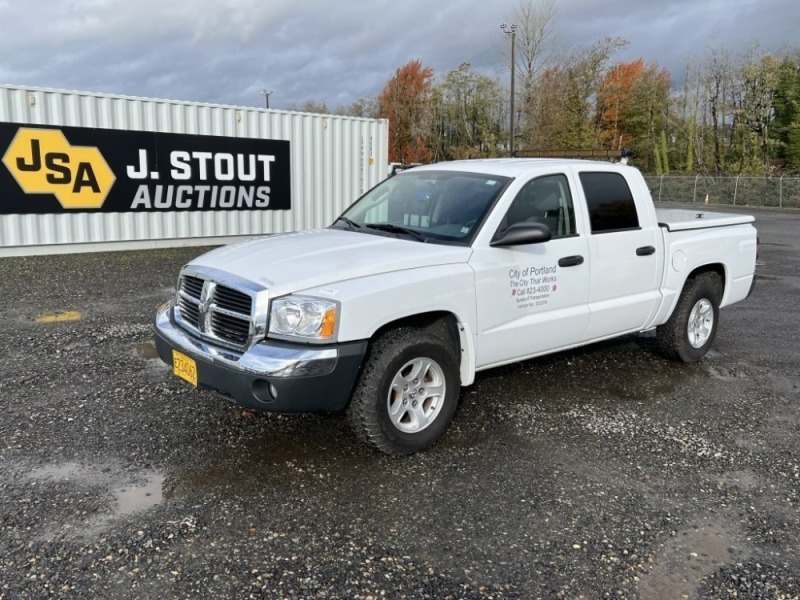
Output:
299,264,478,385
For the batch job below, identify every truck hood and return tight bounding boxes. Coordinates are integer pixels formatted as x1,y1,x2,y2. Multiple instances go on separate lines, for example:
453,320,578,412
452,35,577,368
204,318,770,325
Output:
189,229,472,297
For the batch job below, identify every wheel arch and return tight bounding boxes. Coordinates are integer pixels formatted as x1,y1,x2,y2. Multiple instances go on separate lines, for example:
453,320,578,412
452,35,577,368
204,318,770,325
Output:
651,262,727,329
370,311,474,386
656,266,723,362
685,262,726,291
666,263,725,321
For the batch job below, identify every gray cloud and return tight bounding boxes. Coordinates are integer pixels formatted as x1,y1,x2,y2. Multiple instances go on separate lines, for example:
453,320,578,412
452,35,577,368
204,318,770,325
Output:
0,0,797,110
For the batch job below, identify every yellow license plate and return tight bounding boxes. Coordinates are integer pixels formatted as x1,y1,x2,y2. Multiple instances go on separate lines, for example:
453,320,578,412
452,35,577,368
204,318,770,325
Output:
172,350,198,387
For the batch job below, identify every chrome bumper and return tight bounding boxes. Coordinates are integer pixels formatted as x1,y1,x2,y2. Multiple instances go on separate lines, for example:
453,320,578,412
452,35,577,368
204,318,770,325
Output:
155,301,337,378
154,301,368,412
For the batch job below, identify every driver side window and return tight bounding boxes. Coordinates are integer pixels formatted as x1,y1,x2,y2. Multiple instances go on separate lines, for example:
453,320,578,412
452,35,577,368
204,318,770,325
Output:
500,174,576,239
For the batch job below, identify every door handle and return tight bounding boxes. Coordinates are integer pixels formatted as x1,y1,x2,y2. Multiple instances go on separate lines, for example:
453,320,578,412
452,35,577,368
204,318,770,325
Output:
636,246,656,256
558,255,584,267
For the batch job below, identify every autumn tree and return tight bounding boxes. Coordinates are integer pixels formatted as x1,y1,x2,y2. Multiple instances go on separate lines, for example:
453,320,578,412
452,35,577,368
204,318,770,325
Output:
511,0,557,85
506,0,558,147
556,37,629,150
696,44,736,173
339,96,379,119
525,66,566,149
288,97,379,119
729,51,782,173
285,100,331,114
674,60,701,172
596,59,671,171
675,45,791,174
596,59,646,149
377,59,435,163
430,63,504,160
366,36,800,174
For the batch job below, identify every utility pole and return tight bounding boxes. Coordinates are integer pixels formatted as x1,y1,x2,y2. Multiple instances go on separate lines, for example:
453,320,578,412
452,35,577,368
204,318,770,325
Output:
501,23,517,157
261,89,273,109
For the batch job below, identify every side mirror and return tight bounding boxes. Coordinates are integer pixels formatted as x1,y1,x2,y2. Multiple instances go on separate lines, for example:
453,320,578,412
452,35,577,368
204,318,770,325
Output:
490,222,551,247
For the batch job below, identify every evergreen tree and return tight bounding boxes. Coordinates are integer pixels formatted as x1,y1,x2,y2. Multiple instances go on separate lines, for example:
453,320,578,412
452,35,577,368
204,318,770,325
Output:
771,58,800,171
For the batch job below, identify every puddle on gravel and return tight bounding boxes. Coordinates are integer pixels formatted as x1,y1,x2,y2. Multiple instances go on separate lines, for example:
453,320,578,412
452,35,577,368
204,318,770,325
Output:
27,462,165,537
164,422,375,499
712,470,761,491
134,342,160,360
112,473,164,516
593,356,697,403
704,364,748,381
29,462,98,481
606,378,680,399
637,519,742,600
164,442,319,498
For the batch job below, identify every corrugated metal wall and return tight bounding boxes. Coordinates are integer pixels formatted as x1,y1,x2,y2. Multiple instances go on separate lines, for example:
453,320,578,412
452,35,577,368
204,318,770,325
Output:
0,84,389,255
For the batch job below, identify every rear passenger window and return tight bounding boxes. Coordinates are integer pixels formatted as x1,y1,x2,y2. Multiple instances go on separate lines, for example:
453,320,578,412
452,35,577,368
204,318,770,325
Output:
579,172,639,233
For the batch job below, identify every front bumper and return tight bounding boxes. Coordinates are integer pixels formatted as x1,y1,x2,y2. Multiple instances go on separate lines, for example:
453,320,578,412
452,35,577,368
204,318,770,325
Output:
154,302,367,412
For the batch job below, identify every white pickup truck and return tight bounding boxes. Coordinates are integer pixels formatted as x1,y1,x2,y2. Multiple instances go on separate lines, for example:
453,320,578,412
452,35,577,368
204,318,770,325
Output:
154,159,757,455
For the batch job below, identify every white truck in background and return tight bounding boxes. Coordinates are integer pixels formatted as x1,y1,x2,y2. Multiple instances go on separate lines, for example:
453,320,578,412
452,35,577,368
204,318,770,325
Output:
155,159,757,455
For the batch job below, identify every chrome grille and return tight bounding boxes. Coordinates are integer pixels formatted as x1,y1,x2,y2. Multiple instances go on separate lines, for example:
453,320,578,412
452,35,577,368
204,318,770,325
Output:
175,275,254,349
213,286,252,314
210,312,250,346
177,295,201,328
182,275,204,299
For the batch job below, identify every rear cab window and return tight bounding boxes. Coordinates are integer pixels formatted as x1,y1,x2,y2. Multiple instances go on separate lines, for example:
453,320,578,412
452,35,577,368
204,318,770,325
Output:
579,172,640,233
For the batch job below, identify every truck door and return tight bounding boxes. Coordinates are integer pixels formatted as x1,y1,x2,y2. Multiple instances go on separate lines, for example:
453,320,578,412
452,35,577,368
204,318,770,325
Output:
576,170,661,340
470,173,590,369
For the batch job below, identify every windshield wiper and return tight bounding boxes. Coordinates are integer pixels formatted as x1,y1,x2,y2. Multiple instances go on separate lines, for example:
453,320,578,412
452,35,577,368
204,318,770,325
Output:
333,216,362,231
365,223,428,242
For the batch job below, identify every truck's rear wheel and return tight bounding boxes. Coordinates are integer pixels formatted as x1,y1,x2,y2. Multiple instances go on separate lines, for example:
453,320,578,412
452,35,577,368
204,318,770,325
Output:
656,272,722,362
347,327,460,455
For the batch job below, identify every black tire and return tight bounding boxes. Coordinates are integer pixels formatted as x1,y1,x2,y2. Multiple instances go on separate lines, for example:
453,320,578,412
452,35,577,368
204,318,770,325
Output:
347,327,460,455
656,272,722,363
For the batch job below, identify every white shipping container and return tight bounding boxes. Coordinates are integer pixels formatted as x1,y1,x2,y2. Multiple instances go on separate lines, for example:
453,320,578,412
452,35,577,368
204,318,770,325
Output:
0,84,389,256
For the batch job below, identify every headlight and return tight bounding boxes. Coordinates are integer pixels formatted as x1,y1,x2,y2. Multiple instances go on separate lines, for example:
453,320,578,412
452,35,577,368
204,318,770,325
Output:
269,296,338,341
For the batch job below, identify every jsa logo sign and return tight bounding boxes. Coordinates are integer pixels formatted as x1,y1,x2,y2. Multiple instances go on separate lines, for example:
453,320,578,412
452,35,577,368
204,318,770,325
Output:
0,122,291,215
2,128,115,209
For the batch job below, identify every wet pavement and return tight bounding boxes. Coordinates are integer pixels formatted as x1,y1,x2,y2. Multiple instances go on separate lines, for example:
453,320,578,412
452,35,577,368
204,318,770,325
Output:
0,206,798,599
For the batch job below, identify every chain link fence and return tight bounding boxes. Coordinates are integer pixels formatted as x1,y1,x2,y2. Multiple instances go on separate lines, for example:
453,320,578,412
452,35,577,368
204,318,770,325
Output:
642,175,800,208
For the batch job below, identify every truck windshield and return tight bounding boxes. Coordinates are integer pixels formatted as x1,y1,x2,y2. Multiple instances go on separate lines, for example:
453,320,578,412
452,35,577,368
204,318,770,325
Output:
332,170,511,245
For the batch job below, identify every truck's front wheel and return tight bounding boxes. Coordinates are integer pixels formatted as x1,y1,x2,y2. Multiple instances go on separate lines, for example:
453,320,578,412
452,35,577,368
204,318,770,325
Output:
656,272,722,362
347,327,460,455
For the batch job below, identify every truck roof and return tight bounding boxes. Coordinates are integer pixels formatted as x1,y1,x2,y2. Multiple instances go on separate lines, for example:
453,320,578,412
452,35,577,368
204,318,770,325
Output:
410,158,633,178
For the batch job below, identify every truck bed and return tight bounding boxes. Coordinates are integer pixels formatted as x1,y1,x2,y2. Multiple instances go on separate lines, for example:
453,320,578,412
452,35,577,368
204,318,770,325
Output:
656,208,755,232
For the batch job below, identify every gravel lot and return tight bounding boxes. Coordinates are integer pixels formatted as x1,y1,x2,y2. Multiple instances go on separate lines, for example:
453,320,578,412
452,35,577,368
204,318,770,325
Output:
1,206,798,599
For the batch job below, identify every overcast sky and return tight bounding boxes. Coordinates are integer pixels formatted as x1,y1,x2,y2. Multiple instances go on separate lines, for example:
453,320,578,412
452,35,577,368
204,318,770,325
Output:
0,0,798,111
